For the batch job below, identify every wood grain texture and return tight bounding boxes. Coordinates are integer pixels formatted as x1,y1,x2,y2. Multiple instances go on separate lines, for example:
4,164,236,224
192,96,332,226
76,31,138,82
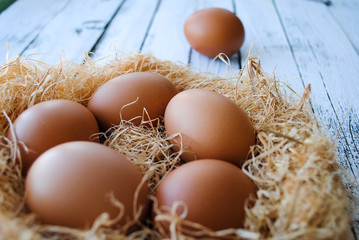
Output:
91,0,160,60
274,1,359,236
236,0,304,93
274,0,359,176
140,0,193,63
0,0,71,63
329,0,359,54
20,0,125,64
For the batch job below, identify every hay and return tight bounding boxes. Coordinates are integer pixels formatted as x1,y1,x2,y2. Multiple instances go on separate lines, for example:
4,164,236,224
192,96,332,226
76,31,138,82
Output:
0,51,353,239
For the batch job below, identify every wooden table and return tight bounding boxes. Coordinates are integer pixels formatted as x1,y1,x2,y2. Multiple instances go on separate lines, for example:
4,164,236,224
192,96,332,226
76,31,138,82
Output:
1,0,358,238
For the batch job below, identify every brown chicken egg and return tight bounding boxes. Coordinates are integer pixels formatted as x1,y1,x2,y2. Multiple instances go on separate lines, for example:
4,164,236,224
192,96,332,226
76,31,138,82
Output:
155,159,256,232
8,99,99,173
164,89,255,166
184,8,245,58
25,141,150,229
87,72,178,131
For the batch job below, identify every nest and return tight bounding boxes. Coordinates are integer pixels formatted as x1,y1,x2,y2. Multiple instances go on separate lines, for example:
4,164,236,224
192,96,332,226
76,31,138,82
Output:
0,52,353,239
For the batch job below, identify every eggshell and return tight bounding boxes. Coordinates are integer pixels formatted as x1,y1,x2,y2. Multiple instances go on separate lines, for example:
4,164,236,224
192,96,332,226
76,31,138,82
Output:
9,99,99,173
164,89,255,166
155,159,256,231
87,72,178,131
184,8,245,58
25,141,150,229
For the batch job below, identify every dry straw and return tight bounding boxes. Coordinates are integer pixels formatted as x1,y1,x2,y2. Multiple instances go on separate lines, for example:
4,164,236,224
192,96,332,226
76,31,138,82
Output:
0,51,354,239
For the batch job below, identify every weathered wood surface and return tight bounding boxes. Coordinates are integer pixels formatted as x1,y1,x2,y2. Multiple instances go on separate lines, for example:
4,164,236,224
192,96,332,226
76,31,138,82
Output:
1,0,358,237
0,0,71,61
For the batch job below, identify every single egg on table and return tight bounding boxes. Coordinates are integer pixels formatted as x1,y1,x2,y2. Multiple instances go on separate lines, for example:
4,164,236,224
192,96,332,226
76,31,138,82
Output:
184,7,245,58
155,159,256,233
87,72,178,131
164,89,255,166
8,99,99,173
25,141,150,229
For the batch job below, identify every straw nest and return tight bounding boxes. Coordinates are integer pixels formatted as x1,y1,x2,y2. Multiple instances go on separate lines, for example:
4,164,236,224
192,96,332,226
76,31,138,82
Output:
0,52,354,239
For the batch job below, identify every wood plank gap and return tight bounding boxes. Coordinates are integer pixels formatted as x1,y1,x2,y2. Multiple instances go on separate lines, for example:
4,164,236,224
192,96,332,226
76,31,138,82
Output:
18,0,72,57
186,0,197,65
185,0,197,66
89,0,127,55
271,0,306,90
187,47,193,64
271,0,319,117
319,75,357,176
328,5,359,55
232,0,242,69
140,0,193,62
307,40,358,177
328,0,359,55
237,51,242,70
349,116,359,153
272,0,359,178
139,0,163,51
306,41,340,121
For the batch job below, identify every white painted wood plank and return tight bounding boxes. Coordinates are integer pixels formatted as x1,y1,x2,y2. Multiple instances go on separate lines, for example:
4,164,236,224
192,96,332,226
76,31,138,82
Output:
140,0,194,64
188,0,241,75
329,0,359,54
21,0,124,64
0,0,70,63
235,0,304,93
91,0,159,60
240,1,359,236
273,0,359,177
